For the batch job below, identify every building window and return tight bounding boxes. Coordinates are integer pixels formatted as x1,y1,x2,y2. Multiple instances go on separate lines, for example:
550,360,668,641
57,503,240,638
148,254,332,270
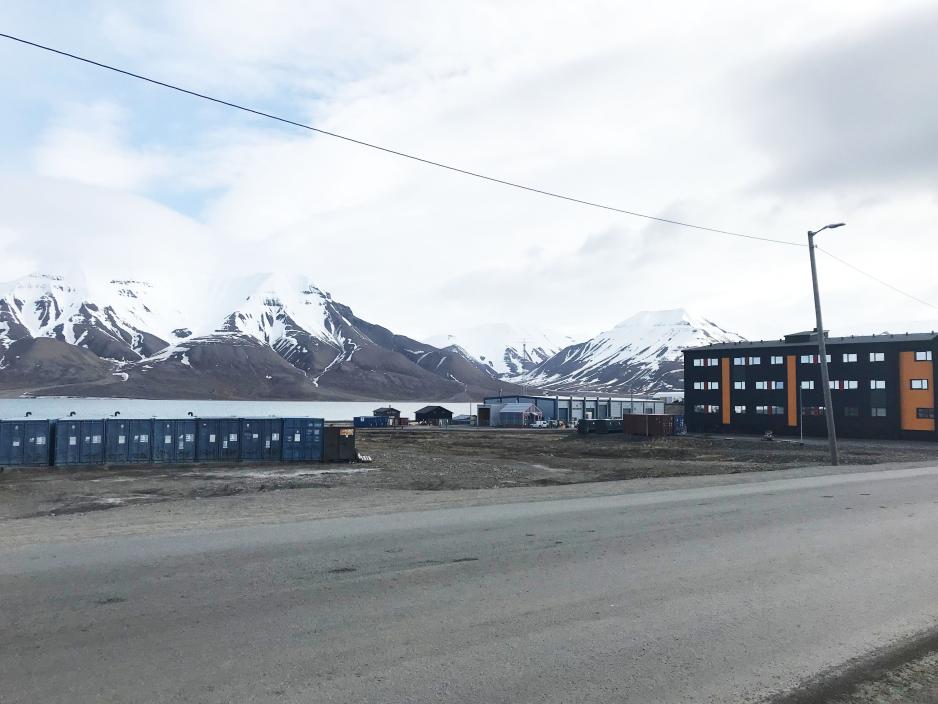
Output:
694,404,719,414
799,354,831,364
844,380,858,389
771,381,784,390
733,405,746,414
871,407,887,417
771,405,784,415
844,406,859,417
916,408,935,419
748,356,761,365
802,406,825,416
915,351,932,361
707,381,720,390
770,356,784,365
733,381,745,390
755,381,768,390
707,358,719,367
870,352,885,362
693,358,704,367
801,380,815,390
693,382,704,390
733,357,746,366
842,353,858,363
829,380,839,390
755,405,768,414
911,379,929,390
870,380,886,389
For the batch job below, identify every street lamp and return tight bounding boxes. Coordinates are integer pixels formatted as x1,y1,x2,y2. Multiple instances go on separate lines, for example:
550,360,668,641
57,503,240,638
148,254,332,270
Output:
807,222,845,466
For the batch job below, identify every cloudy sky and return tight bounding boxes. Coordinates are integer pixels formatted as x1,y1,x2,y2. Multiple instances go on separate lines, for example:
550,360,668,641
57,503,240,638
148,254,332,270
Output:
0,0,936,343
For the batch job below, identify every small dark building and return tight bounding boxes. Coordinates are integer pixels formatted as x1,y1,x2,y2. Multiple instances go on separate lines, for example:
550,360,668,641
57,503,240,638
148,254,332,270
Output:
373,407,401,419
415,405,453,424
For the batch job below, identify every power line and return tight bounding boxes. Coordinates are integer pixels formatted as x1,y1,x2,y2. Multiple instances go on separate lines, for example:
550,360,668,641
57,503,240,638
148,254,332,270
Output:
816,246,938,313
0,31,803,248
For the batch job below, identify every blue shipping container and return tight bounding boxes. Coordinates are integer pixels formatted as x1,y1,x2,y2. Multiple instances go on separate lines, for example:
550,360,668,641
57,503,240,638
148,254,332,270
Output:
195,418,241,462
353,416,391,428
240,418,282,461
54,420,105,465
0,419,52,466
152,419,197,463
282,418,324,462
105,419,154,464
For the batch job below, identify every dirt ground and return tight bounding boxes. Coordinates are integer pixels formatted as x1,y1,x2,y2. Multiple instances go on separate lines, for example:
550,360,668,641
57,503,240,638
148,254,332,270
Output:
3,427,938,520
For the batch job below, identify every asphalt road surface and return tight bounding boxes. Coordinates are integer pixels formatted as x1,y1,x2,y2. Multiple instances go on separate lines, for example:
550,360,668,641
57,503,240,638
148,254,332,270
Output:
4,465,938,703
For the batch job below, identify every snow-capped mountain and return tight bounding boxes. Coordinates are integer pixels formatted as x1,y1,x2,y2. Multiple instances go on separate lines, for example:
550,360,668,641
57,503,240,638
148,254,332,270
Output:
0,272,518,401
0,273,188,361
522,309,745,393
424,323,575,376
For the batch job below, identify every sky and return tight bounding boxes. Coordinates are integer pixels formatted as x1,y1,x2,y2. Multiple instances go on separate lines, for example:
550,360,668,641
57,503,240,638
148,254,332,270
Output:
0,0,936,344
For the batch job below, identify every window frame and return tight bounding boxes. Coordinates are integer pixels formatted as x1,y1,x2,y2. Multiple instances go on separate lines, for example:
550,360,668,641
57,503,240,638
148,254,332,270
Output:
911,379,929,390
914,351,932,361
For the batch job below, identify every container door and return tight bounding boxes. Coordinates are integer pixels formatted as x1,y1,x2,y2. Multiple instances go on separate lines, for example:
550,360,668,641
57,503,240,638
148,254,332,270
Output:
264,419,282,461
153,420,175,463
196,420,219,461
176,420,196,462
129,420,153,463
240,419,261,460
25,421,52,466
1,421,26,466
81,421,105,464
220,420,240,461
106,420,131,463
339,428,356,461
56,421,81,465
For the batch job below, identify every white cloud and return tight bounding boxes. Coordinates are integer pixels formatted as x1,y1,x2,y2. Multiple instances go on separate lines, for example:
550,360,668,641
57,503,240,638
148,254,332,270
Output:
2,0,937,345
33,101,171,191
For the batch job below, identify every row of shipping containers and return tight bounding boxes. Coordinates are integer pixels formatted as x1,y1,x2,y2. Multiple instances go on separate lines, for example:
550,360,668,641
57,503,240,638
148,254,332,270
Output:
576,414,687,437
0,417,357,468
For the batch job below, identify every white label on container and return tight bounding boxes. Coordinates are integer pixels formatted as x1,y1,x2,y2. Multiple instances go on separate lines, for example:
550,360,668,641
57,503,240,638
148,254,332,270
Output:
252,433,259,440
209,434,216,443
294,433,301,442
36,437,46,445
140,434,149,443
93,435,101,443
12,440,19,447
229,434,237,442
118,435,126,444
164,435,172,444
178,440,184,450
271,433,279,441
265,440,271,449
69,436,77,446
185,434,194,442
222,440,228,449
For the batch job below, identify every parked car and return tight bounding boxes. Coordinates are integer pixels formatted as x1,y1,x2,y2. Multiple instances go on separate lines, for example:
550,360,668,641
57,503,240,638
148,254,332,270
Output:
530,420,550,429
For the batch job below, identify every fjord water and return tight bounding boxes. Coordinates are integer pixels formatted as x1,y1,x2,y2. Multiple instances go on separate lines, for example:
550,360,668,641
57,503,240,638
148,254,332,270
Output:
0,399,479,421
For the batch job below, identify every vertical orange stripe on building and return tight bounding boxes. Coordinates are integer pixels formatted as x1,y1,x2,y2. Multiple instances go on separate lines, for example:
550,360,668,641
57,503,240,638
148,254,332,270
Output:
786,355,797,427
899,351,935,431
721,357,730,425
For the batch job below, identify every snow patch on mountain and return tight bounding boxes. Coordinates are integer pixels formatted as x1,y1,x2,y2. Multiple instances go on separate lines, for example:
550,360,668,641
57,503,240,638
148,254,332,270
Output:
521,308,745,393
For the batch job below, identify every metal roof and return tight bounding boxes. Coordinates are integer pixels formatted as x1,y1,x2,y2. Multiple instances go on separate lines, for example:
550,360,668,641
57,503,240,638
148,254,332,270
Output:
685,331,938,351
499,403,542,414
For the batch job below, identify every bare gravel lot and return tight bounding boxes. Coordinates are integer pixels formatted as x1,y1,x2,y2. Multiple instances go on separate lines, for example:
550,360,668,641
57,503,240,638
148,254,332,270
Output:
3,427,938,520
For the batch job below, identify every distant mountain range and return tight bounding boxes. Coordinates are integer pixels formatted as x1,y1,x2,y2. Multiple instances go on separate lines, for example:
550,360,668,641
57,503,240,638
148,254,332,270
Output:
0,273,744,400
428,309,745,396
0,273,519,400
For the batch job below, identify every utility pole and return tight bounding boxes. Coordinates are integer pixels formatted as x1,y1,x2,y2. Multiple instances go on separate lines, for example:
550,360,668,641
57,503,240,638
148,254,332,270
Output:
807,223,845,466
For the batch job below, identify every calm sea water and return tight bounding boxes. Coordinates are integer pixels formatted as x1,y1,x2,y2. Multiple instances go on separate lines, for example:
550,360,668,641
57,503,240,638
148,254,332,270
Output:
0,398,479,421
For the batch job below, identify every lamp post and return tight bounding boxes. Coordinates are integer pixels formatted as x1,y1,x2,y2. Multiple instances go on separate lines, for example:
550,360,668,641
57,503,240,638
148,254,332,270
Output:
807,222,845,466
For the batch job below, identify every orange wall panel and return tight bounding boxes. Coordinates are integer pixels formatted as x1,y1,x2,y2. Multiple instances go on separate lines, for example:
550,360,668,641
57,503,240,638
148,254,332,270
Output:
899,351,935,431
721,358,730,425
786,355,797,427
